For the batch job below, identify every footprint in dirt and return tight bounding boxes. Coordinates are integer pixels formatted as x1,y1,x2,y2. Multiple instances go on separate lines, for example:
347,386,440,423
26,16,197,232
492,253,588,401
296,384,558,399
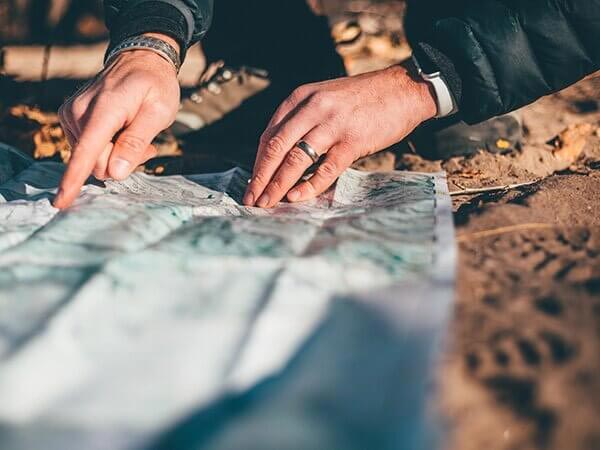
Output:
462,312,579,447
464,328,577,376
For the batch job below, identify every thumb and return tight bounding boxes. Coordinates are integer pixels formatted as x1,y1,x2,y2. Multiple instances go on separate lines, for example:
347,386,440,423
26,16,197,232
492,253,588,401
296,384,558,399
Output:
108,106,168,180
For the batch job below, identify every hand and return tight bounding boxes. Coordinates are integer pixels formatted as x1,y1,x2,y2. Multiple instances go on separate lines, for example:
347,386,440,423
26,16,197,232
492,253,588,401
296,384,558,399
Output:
54,33,181,209
243,62,438,208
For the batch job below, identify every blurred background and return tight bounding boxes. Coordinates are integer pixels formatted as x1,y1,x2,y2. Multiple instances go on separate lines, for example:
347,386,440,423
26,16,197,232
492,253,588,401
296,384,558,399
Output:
0,0,409,168
0,0,106,44
0,0,409,92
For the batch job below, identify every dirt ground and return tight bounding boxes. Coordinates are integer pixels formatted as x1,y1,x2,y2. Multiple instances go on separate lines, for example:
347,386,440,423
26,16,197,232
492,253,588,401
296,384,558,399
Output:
1,1,599,449
395,58,600,450
435,78,600,450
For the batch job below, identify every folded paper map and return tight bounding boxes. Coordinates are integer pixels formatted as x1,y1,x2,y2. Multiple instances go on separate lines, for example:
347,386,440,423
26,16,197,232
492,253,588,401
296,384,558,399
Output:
0,143,455,450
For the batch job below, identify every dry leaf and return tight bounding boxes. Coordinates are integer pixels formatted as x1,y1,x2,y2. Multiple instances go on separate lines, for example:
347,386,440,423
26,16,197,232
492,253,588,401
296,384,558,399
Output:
550,123,593,166
9,105,58,125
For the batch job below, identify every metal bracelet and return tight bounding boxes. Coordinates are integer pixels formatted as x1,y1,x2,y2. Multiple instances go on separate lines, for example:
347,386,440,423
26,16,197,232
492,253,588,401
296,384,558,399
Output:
105,35,181,73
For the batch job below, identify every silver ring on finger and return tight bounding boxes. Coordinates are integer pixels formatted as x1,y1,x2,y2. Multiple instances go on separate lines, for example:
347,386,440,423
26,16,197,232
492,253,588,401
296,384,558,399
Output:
295,140,321,164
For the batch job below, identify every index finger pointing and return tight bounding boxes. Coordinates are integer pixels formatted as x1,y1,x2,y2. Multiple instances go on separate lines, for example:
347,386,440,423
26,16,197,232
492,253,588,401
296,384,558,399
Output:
54,99,125,209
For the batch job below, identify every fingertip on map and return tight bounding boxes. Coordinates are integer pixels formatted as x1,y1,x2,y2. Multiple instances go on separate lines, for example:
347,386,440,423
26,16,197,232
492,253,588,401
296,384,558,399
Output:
53,187,72,209
242,191,255,206
287,189,300,202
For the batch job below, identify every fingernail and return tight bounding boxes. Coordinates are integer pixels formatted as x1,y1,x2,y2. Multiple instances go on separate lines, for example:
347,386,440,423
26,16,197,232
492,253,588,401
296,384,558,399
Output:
256,193,270,208
243,191,255,206
287,189,300,202
111,158,131,180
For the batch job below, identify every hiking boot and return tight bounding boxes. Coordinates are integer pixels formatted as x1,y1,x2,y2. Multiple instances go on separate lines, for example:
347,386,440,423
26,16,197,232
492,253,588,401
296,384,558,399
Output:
170,62,271,138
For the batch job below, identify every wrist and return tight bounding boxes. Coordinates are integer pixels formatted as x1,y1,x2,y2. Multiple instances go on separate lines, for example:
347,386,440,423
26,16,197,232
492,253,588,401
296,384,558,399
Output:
386,63,438,124
412,76,438,122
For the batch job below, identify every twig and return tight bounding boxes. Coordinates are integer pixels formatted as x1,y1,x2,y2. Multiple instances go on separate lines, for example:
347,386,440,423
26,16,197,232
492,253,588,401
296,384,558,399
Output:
450,179,541,196
457,223,555,242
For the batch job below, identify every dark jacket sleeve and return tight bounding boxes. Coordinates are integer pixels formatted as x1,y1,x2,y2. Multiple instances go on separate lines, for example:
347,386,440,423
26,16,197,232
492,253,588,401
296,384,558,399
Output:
406,0,600,124
104,0,213,60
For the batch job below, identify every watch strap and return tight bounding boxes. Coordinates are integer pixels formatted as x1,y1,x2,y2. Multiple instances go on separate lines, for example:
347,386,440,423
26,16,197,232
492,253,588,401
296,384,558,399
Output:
411,56,457,119
427,73,456,118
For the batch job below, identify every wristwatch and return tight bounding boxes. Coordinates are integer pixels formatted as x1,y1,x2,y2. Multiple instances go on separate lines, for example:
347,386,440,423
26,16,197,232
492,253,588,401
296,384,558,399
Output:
411,55,457,119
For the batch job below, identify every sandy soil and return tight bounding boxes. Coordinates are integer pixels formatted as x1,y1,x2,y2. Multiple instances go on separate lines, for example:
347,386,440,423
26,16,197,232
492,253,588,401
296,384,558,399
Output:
446,173,600,450
400,69,600,450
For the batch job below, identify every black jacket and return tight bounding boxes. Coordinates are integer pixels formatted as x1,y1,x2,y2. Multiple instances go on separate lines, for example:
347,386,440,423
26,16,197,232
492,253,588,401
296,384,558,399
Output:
104,0,213,60
105,0,600,124
407,0,600,123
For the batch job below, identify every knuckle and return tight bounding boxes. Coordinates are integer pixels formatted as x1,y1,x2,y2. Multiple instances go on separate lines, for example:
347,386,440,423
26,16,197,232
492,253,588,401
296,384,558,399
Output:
289,86,307,104
268,178,284,193
252,172,268,187
342,128,360,144
264,135,286,161
259,130,272,146
317,122,337,140
291,86,305,97
280,98,297,114
117,134,147,154
318,160,339,177
304,180,317,194
311,92,333,111
285,148,309,166
287,84,315,106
